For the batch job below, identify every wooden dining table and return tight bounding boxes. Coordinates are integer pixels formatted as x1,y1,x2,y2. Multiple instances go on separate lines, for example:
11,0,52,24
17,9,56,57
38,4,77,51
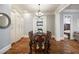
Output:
29,31,51,54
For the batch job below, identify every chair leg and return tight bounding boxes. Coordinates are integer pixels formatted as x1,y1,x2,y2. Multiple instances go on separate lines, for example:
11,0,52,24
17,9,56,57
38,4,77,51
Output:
29,42,32,54
34,43,37,53
44,42,50,54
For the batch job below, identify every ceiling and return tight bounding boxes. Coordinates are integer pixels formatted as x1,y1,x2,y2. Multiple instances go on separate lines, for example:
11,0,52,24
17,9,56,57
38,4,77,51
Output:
12,4,60,15
66,4,79,10
63,4,79,12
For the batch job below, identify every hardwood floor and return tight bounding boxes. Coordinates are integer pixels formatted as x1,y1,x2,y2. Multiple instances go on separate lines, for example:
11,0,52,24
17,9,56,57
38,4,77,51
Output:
5,37,30,54
5,37,79,54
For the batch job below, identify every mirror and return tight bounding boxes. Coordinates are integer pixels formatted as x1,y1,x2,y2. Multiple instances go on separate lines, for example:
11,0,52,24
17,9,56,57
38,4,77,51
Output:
0,13,11,29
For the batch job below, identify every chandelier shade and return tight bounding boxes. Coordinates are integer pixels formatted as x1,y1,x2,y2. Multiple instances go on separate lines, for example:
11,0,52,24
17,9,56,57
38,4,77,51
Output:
35,4,44,17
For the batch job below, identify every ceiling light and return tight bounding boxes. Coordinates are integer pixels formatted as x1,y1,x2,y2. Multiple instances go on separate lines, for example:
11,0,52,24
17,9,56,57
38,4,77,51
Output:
35,4,44,17
0,14,3,16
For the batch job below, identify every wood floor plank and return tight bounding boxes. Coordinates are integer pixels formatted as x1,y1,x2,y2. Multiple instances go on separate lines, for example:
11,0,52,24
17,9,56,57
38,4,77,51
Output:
4,37,79,54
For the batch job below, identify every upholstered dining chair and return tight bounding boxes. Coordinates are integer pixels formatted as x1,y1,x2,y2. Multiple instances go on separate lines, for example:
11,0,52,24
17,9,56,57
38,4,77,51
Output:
28,31,51,54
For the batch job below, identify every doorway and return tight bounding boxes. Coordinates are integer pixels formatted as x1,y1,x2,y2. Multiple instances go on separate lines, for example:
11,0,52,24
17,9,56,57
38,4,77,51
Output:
64,15,72,39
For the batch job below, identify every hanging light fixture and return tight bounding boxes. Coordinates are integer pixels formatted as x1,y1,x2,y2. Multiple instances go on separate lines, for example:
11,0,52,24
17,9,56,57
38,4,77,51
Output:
35,4,44,17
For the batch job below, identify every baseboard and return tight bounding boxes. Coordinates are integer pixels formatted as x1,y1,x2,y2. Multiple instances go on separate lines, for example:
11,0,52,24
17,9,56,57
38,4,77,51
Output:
51,35,55,38
0,44,11,54
22,35,29,38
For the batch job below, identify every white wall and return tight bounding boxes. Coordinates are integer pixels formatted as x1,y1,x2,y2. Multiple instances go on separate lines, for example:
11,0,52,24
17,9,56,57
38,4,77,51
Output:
23,13,33,36
33,16,47,34
46,14,55,35
24,14,55,37
60,13,64,37
11,10,25,43
55,13,61,41
60,12,79,39
72,13,79,32
0,4,11,53
24,14,54,35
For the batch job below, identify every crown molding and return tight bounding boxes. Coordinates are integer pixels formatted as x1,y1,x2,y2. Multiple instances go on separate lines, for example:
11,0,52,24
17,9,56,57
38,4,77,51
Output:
63,9,79,13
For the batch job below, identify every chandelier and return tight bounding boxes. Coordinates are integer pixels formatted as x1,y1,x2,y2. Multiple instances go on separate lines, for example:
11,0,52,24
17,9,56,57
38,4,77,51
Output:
35,4,44,17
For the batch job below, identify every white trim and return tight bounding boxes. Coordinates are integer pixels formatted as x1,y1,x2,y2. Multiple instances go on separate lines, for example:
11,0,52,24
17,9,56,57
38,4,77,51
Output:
51,35,61,41
0,44,11,54
60,37,64,40
55,4,70,13
22,35,29,38
63,14,74,39
55,13,61,41
63,9,79,13
55,37,61,41
54,4,70,41
70,15,74,39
